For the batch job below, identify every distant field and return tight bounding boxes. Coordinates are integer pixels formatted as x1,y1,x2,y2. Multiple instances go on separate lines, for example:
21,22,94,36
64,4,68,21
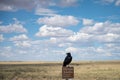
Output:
0,61,120,80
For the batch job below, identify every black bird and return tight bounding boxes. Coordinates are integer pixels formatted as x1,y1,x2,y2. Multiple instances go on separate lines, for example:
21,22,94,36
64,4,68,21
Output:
63,52,72,67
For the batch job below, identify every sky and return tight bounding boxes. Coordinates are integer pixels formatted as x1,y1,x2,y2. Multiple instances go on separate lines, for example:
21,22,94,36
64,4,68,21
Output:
0,0,120,61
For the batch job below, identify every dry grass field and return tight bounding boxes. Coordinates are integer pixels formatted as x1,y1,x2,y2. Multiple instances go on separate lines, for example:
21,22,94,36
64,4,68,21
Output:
0,61,120,80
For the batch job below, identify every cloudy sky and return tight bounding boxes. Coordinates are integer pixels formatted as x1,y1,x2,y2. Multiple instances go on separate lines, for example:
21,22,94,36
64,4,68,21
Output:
0,0,120,61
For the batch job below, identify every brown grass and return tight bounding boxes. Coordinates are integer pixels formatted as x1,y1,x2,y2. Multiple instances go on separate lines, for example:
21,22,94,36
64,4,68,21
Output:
0,61,120,80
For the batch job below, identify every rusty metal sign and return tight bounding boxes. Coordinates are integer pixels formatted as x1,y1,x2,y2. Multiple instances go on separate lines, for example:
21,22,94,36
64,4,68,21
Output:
62,67,74,79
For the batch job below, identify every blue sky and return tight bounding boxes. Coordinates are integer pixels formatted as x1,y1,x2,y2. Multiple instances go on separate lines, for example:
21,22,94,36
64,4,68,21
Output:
0,0,120,61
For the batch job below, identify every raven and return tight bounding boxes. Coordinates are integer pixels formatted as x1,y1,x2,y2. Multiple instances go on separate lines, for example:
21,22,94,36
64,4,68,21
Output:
63,52,72,67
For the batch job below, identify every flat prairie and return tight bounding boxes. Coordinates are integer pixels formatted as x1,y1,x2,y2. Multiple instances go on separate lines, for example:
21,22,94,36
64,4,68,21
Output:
0,61,120,80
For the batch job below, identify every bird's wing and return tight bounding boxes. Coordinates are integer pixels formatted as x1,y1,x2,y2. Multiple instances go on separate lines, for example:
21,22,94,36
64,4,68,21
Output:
64,56,72,63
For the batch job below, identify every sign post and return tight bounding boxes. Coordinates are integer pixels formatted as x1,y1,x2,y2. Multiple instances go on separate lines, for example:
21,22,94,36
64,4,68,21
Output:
62,67,74,80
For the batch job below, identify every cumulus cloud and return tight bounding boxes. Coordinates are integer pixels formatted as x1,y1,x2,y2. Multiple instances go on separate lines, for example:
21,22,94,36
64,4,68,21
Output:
82,18,94,26
36,20,120,58
0,46,13,57
94,0,114,5
0,19,27,33
0,0,35,11
0,4,16,11
35,7,57,16
102,0,114,4
0,34,4,42
95,0,120,6
58,43,72,47
9,34,31,47
96,33,120,43
14,41,31,47
49,37,57,43
115,0,120,6
81,21,120,35
65,46,109,58
65,47,78,53
83,21,120,42
59,0,79,7
1,17,120,60
0,0,78,12
37,15,79,27
68,32,93,42
36,25,74,37
66,21,120,55
10,34,28,41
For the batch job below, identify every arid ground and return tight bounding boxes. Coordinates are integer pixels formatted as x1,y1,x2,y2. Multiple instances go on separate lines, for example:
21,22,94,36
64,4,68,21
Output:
0,61,120,80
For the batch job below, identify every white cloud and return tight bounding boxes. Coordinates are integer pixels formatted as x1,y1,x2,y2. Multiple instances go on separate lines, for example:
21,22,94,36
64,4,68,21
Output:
0,19,27,33
105,53,112,56
0,34,4,42
65,47,107,55
65,47,78,53
36,25,74,37
0,46,13,57
37,15,79,27
82,18,94,26
49,37,57,43
10,34,28,41
1,17,120,60
115,0,120,6
0,4,16,11
0,0,35,11
35,20,120,57
96,33,120,43
81,21,120,35
95,0,120,6
14,41,31,47
102,0,114,4
66,21,120,49
59,0,79,7
0,0,78,12
58,43,72,47
95,0,114,5
68,32,93,42
9,34,31,48
35,7,56,16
